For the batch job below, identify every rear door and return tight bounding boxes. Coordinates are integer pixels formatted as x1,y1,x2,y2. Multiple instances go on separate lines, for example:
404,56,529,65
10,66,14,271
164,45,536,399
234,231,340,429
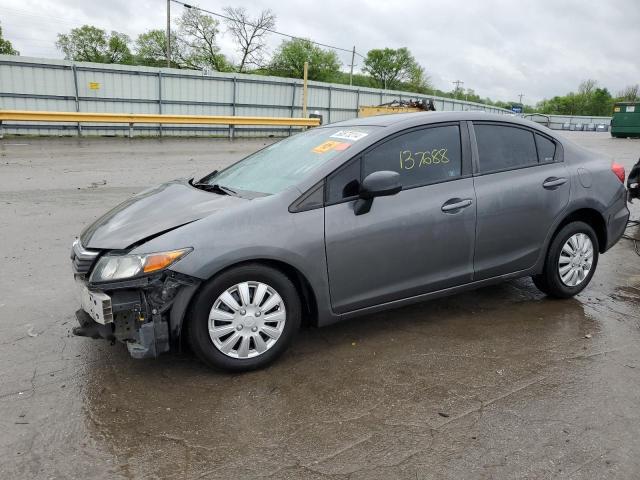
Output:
324,123,477,313
471,122,570,280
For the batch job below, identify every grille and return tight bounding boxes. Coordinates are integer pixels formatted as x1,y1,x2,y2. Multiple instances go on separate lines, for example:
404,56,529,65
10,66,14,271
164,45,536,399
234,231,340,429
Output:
71,239,100,278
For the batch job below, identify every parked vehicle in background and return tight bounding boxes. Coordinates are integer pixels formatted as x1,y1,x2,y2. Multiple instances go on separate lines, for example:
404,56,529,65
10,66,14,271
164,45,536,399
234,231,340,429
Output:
611,102,640,138
71,112,630,371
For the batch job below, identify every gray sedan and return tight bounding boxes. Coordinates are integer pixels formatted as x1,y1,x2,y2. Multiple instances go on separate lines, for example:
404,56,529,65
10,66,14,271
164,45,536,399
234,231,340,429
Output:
71,112,631,371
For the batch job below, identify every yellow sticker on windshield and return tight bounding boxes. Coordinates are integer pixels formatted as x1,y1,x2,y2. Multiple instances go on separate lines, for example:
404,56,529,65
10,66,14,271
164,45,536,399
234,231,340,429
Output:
313,140,342,153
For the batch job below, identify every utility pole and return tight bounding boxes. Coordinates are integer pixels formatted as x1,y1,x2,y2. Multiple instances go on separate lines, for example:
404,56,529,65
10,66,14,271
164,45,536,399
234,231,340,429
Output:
349,46,356,86
453,80,464,97
518,93,524,105
166,0,171,67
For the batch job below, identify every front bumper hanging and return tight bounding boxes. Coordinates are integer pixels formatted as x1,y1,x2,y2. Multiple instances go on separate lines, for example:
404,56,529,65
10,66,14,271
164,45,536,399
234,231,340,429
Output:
73,271,200,359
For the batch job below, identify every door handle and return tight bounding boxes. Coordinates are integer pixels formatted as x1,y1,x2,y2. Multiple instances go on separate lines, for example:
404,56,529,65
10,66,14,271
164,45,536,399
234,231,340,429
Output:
441,198,473,212
543,177,568,189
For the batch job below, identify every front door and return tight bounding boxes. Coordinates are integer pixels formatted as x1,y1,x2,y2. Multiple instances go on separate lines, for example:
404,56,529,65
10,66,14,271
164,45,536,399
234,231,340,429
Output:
324,123,477,314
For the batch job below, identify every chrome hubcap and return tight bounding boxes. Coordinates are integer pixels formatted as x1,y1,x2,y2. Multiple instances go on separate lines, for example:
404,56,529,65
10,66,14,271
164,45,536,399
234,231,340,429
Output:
558,233,594,287
208,281,286,359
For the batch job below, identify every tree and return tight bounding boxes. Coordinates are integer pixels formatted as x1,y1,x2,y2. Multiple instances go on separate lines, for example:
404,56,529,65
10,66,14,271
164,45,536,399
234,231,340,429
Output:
536,80,614,116
268,39,341,81
223,7,275,72
0,23,19,55
135,29,181,67
618,84,639,102
403,63,432,93
105,32,133,64
176,9,231,71
56,25,132,64
589,87,613,116
363,48,424,90
578,79,597,96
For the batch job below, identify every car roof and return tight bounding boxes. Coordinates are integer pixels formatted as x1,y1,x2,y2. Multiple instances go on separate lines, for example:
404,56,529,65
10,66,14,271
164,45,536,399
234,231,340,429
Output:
324,111,549,132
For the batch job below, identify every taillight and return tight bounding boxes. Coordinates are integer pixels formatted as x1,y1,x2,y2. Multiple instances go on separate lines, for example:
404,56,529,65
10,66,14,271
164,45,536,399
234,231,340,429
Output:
611,162,625,183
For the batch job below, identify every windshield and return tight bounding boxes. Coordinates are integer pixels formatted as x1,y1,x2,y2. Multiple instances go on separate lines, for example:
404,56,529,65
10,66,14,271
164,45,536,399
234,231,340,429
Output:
203,126,378,195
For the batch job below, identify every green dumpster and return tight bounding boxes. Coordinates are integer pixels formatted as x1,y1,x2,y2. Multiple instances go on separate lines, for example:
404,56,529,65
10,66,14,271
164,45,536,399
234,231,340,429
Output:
611,102,640,138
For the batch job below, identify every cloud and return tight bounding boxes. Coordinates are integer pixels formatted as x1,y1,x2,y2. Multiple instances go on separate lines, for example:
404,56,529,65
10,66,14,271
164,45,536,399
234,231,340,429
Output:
2,0,639,104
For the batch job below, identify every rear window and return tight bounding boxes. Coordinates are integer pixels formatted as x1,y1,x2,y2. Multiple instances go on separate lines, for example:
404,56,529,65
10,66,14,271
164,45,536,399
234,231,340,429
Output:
475,124,538,174
535,134,556,163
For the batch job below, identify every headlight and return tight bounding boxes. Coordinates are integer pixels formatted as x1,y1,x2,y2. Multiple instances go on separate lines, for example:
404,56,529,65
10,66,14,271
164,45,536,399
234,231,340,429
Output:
90,248,192,282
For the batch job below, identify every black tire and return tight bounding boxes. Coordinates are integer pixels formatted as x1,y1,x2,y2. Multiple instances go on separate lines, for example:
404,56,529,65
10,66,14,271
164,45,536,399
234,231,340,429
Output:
531,273,550,295
532,221,599,298
187,264,301,372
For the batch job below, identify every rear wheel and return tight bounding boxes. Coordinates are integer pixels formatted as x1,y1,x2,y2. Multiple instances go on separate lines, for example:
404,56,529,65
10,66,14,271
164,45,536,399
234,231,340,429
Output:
532,221,599,298
188,264,301,371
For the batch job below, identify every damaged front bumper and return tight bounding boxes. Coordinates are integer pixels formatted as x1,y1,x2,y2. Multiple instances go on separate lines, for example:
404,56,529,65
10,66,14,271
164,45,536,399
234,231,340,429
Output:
73,271,200,359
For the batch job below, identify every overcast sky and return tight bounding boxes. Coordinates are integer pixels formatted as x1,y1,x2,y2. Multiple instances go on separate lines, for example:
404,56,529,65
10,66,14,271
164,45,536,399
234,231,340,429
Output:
2,0,639,104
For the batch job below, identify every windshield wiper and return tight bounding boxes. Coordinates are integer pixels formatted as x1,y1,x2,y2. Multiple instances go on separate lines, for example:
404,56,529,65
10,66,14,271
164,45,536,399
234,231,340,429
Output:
192,181,237,196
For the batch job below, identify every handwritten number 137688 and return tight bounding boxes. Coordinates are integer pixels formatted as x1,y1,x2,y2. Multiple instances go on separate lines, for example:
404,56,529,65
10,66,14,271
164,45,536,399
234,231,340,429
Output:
399,149,449,169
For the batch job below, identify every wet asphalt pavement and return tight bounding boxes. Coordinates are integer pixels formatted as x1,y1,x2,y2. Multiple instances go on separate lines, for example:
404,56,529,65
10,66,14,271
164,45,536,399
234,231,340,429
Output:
0,132,639,479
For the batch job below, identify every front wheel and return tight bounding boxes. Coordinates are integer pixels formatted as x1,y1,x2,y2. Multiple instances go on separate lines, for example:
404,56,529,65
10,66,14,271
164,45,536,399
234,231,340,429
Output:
532,221,599,298
188,264,301,371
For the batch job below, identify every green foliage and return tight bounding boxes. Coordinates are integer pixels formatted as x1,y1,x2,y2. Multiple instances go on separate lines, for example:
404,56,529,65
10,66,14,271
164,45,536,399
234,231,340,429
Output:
135,30,174,67
56,25,133,64
536,80,615,116
362,48,430,91
0,23,19,55
267,39,341,81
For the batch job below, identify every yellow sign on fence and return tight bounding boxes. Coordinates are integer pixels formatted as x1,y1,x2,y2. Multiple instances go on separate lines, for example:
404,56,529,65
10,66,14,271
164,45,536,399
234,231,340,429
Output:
88,82,100,90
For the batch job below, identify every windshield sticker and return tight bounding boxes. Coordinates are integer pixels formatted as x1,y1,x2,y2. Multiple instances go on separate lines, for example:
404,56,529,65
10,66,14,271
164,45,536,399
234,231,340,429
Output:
333,142,351,151
330,130,369,141
313,140,342,153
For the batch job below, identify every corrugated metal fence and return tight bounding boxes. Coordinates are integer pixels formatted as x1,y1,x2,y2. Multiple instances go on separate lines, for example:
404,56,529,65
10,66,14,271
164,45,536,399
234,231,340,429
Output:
0,55,512,137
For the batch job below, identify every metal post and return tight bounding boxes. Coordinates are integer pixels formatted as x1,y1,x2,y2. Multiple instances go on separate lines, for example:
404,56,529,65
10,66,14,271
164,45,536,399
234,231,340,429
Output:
129,123,133,138
302,61,308,118
158,71,163,137
71,64,82,136
166,0,171,68
230,77,237,140
349,46,355,86
289,82,296,136
380,90,383,105
327,86,332,124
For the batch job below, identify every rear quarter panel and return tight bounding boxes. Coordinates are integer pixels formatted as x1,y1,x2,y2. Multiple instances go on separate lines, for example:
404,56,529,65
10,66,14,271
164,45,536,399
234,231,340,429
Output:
558,139,628,249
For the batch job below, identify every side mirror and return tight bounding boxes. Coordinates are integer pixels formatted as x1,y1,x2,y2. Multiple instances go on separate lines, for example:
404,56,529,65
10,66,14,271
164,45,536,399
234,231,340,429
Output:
355,171,402,215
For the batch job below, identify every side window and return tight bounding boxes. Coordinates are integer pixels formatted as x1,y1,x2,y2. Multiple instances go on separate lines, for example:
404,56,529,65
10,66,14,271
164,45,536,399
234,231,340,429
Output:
475,124,538,173
362,125,462,188
326,158,361,204
535,134,556,163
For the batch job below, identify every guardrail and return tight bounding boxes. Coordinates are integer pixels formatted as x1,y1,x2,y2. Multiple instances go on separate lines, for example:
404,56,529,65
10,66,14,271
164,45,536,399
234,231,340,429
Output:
523,113,611,131
0,110,320,138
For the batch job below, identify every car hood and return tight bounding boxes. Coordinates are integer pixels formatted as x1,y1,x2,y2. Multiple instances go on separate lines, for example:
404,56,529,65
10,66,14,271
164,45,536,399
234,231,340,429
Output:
80,179,248,250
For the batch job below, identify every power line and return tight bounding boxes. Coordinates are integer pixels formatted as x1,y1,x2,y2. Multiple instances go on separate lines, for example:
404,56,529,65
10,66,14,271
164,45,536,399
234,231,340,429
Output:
169,0,365,58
